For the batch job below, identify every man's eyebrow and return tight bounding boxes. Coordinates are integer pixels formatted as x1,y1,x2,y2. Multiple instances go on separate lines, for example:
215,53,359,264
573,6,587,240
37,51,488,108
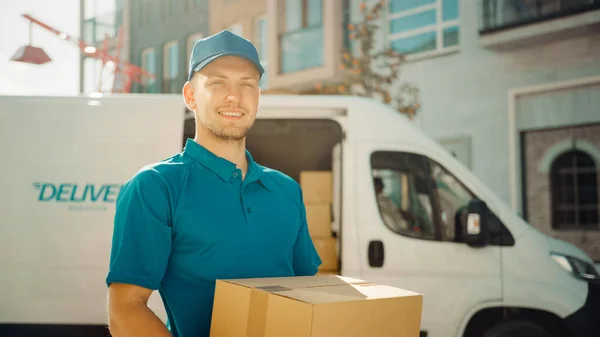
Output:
206,74,258,81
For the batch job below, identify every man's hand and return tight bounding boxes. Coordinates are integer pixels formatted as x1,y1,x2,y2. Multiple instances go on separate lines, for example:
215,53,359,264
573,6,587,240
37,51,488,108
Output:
107,283,172,337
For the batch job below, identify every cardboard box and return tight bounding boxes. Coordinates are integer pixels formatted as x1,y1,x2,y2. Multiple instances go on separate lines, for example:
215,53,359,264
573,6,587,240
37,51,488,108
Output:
210,275,423,337
312,236,338,271
306,203,331,238
300,171,332,203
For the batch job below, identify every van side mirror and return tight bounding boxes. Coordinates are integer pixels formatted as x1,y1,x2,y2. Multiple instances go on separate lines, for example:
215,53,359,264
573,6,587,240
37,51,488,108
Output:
457,199,489,247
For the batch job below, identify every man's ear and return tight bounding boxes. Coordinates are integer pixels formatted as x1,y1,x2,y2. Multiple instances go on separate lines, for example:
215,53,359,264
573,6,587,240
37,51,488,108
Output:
182,81,196,111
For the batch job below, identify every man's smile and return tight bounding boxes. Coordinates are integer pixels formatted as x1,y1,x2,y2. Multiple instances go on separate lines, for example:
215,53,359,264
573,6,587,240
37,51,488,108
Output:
218,109,245,120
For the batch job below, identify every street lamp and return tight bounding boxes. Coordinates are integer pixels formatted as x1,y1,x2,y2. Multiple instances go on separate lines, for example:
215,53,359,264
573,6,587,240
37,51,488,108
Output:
10,19,52,65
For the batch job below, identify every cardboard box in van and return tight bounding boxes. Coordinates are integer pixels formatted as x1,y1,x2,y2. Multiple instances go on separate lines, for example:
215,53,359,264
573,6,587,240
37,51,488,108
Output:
305,203,332,238
312,236,338,271
300,171,332,203
209,275,423,337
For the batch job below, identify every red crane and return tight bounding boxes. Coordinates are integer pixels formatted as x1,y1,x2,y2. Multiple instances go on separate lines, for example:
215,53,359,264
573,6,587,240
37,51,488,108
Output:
11,13,155,93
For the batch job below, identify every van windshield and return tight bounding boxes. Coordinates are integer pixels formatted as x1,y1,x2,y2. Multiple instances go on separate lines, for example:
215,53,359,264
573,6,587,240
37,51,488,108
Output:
371,151,515,246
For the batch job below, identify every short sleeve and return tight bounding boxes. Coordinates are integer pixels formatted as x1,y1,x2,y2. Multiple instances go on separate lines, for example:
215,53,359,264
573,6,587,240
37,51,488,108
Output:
105,168,173,290
292,186,322,276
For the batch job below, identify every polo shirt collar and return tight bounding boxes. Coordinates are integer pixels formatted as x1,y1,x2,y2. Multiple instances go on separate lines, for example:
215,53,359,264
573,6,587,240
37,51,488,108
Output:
183,138,275,191
246,149,277,191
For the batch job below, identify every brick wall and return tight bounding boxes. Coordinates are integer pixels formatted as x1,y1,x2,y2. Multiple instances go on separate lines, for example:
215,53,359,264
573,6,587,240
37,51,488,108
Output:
524,123,600,261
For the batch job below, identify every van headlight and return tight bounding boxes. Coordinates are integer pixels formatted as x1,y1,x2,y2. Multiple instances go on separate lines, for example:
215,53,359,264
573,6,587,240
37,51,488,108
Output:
551,253,599,281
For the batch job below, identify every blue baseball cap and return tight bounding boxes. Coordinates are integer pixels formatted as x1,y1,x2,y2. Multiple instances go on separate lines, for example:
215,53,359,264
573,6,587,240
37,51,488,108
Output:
188,30,264,81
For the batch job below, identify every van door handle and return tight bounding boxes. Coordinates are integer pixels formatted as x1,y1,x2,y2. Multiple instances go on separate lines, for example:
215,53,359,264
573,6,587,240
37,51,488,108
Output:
368,240,384,267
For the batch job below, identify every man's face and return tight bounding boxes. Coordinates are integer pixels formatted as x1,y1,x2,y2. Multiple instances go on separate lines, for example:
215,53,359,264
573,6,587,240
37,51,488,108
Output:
184,55,261,141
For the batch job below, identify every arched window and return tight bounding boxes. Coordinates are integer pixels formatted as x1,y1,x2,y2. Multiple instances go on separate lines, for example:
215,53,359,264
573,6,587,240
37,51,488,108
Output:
550,150,599,230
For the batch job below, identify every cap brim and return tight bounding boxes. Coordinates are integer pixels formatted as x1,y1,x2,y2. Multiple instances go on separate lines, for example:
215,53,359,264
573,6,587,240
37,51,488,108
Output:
189,52,265,81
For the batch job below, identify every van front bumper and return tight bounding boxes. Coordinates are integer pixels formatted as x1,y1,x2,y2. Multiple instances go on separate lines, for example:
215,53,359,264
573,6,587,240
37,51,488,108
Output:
564,281,600,337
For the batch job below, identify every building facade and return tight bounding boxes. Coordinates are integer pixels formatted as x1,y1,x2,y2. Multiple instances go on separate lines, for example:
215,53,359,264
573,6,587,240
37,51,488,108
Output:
355,0,600,260
85,0,210,94
131,0,209,94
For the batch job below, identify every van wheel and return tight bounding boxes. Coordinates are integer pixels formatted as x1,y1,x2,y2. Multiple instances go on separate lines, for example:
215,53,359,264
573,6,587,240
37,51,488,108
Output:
482,321,553,337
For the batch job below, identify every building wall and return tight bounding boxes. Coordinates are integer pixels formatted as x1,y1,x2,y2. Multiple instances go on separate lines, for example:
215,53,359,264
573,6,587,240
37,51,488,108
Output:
129,0,210,94
339,0,600,258
209,0,266,36
348,0,600,209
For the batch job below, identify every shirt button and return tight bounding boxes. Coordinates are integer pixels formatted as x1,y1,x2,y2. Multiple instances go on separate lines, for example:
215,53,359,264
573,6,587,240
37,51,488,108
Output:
233,172,238,177
246,207,252,214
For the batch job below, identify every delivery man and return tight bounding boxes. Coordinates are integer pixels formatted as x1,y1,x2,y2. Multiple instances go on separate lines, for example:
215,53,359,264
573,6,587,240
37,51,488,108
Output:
105,30,322,337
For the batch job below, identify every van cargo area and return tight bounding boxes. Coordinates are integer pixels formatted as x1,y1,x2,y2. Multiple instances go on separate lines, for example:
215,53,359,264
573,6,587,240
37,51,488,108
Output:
247,118,342,182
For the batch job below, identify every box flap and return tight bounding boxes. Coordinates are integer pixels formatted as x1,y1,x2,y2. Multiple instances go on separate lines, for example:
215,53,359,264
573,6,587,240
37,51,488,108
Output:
220,275,369,291
267,283,422,304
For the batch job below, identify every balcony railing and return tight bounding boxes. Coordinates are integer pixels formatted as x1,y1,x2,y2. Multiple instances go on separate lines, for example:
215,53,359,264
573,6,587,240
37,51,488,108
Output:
83,9,123,45
280,25,324,74
480,0,600,34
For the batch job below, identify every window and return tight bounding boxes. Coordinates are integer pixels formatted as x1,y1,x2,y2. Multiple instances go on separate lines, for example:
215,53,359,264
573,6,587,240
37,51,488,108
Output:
254,15,268,88
550,150,599,231
371,151,515,245
163,40,180,93
387,0,459,56
279,0,324,73
371,152,437,240
430,161,473,241
481,0,598,32
141,47,158,93
187,33,204,72
430,160,514,245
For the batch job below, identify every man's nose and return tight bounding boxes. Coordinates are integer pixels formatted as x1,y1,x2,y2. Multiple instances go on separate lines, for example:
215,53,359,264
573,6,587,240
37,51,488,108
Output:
226,95,240,102
226,87,241,102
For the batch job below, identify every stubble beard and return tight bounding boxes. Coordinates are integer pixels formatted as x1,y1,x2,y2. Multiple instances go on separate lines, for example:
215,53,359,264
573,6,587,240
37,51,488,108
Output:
201,118,254,142
211,124,249,141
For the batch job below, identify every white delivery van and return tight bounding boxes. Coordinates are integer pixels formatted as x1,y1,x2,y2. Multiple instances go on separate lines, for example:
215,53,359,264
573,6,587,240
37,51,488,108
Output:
0,94,598,337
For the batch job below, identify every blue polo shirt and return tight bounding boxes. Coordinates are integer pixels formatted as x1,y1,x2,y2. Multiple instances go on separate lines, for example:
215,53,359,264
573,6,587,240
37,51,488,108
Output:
106,138,322,337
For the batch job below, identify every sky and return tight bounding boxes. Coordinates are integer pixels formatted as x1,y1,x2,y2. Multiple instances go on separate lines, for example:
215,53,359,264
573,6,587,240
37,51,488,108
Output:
0,0,114,96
